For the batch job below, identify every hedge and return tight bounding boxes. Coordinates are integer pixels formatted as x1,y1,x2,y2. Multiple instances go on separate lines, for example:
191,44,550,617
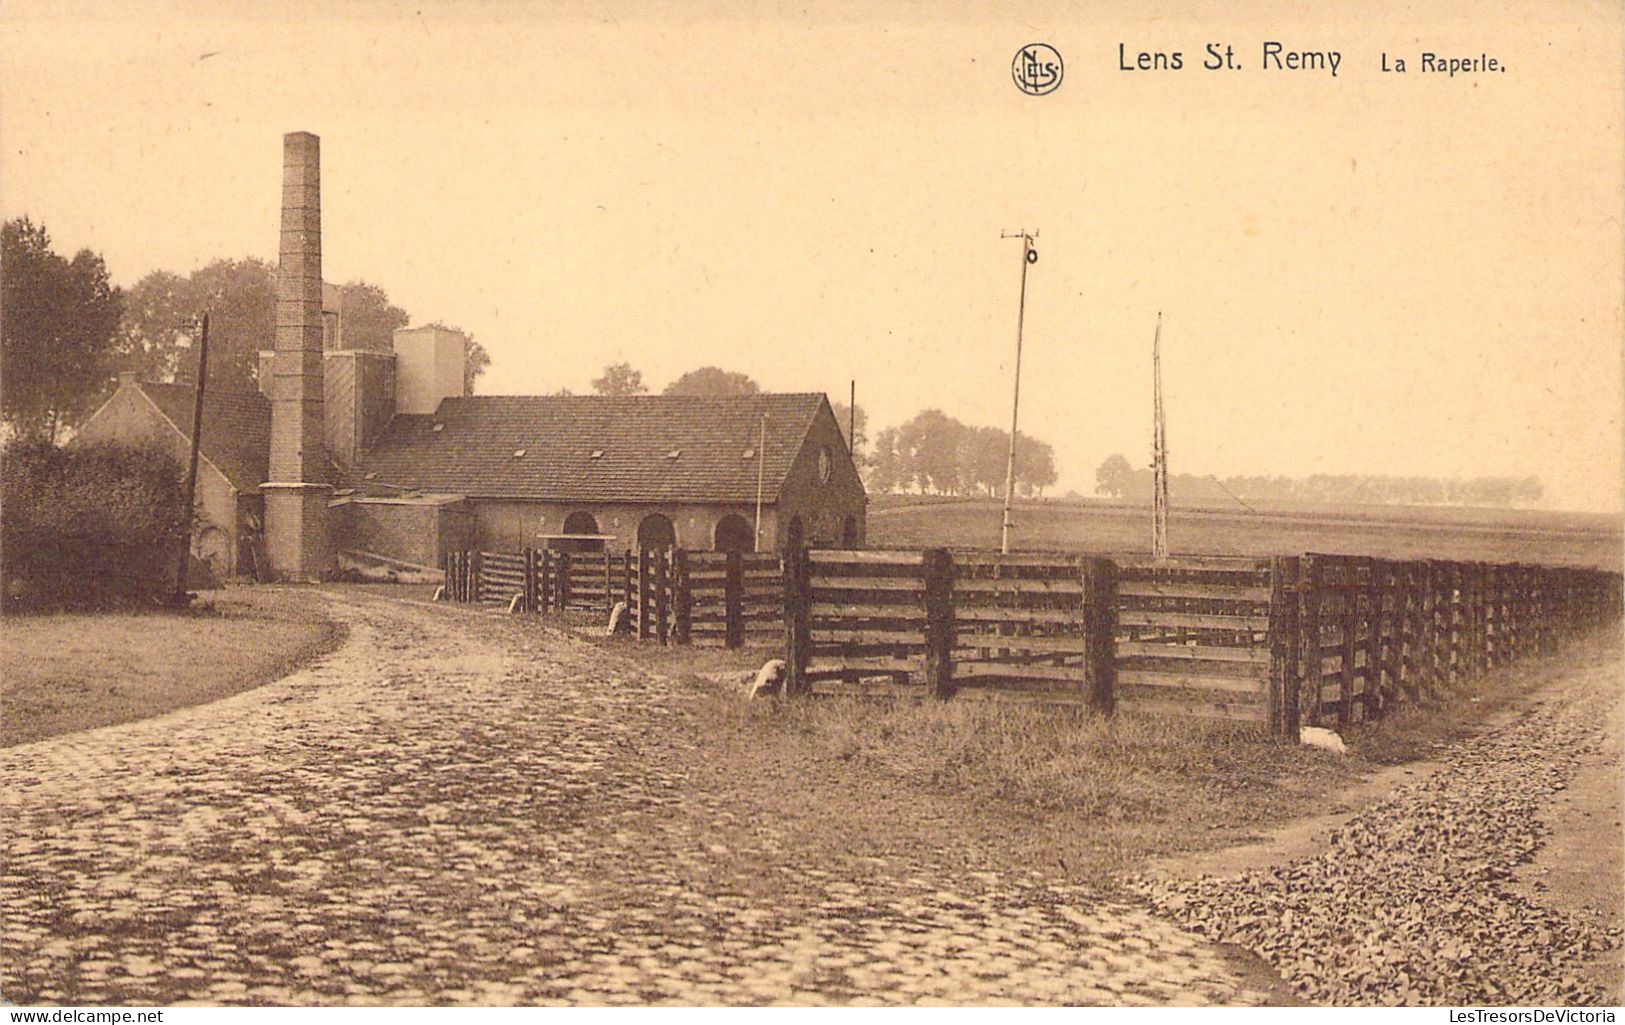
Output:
2,440,188,610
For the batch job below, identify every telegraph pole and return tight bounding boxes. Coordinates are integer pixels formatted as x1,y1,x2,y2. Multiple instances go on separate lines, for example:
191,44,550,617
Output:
1151,312,1170,559
753,414,766,553
172,313,209,605
999,229,1038,554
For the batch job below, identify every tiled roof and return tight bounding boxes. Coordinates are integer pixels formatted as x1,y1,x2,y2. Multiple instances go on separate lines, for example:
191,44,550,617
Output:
139,382,271,493
357,393,827,504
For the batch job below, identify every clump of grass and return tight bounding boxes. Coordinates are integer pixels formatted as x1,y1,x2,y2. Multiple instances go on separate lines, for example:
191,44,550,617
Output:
687,688,1359,886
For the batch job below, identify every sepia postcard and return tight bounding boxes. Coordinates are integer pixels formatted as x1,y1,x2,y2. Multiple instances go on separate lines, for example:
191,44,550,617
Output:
2,0,1622,1012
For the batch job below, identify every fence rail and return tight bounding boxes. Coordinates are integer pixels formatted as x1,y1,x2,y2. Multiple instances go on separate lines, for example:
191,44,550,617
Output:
779,547,1620,735
444,544,1621,734
442,546,784,647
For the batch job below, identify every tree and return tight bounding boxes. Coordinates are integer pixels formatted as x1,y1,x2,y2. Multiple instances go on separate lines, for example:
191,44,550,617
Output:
337,281,408,352
118,262,434,394
830,400,868,464
117,257,276,391
1095,454,1134,498
664,366,759,396
867,426,902,493
592,361,647,396
1,218,124,442
1014,434,1057,497
896,409,968,495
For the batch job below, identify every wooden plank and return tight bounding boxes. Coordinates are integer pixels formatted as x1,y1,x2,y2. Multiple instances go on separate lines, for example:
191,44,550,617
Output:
954,632,1088,654
810,576,926,592
953,578,1085,595
812,601,927,618
1118,669,1266,695
1117,610,1269,631
815,627,927,645
809,549,926,566
953,607,1084,625
1116,580,1272,602
1117,641,1269,664
1114,556,1272,573
956,662,1086,682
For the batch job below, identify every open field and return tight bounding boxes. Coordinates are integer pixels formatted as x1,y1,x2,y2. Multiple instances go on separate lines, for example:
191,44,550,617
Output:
869,496,1623,569
0,586,343,747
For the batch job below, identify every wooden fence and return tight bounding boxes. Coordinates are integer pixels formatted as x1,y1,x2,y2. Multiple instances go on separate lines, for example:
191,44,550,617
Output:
781,548,1621,736
444,544,1621,734
442,547,783,647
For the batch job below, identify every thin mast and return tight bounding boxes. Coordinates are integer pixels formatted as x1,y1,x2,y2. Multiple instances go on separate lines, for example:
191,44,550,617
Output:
173,313,210,604
754,414,766,553
1152,312,1169,559
999,229,1037,554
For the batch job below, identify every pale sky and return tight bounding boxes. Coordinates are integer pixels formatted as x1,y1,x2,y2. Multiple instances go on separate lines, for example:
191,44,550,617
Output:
4,0,1622,511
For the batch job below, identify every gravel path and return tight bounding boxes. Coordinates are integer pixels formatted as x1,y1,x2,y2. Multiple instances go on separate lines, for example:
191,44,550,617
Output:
1135,642,1624,1006
3,590,1272,1006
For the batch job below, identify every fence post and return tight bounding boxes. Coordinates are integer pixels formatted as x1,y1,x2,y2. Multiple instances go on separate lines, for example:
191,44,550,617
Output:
724,550,744,649
1403,561,1424,701
1083,556,1117,715
1298,555,1324,727
655,548,671,645
1364,558,1386,719
623,550,634,613
1333,558,1358,728
923,547,955,700
636,548,651,640
557,550,571,612
783,541,812,696
521,548,535,612
673,548,692,646
1269,556,1301,740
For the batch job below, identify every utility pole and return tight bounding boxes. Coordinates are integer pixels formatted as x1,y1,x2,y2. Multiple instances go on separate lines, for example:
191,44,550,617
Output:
999,229,1038,554
1152,312,1170,559
172,313,210,605
753,414,766,553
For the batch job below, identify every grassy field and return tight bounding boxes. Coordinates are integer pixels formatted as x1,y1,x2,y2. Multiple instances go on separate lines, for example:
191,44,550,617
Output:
0,586,343,747
869,495,1623,569
663,629,1619,891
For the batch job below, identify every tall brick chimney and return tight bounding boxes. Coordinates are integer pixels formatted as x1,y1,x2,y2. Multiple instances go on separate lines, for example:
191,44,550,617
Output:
262,131,334,580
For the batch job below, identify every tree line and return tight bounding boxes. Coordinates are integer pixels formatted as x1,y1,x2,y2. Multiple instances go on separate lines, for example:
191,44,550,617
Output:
868,411,1058,498
1094,454,1543,509
1,217,490,442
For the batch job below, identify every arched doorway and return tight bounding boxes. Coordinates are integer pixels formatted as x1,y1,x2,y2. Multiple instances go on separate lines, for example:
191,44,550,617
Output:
841,515,859,548
783,514,805,553
713,514,754,554
562,510,603,553
637,513,676,552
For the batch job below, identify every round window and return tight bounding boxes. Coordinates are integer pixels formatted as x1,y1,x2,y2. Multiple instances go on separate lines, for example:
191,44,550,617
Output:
818,446,833,484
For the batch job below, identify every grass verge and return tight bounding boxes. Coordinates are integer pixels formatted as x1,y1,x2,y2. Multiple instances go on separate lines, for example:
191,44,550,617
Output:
658,636,1617,893
0,586,344,747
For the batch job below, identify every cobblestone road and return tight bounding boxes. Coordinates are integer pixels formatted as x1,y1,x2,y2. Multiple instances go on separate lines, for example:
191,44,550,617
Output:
3,591,1272,1006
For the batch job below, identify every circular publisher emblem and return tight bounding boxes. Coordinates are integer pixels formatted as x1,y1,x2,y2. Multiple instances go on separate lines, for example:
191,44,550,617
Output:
1012,43,1063,95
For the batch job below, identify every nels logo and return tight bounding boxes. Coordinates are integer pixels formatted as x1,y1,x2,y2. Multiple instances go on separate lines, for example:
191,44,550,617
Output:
1012,43,1063,95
